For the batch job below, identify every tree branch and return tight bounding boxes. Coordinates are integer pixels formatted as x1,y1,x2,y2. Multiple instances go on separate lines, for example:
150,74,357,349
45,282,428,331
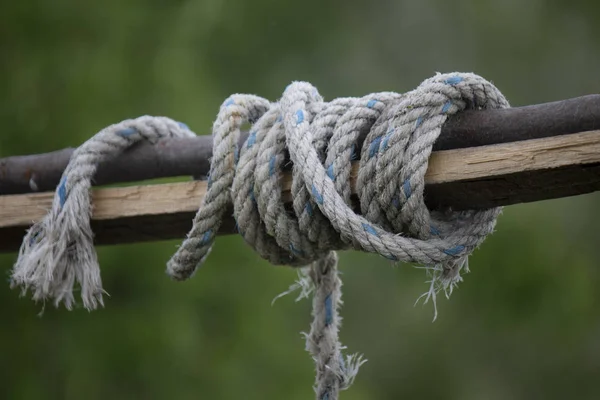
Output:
2,95,600,195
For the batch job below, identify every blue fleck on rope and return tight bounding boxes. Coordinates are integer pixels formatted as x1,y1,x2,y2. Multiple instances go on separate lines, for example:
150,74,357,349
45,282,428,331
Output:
11,72,509,399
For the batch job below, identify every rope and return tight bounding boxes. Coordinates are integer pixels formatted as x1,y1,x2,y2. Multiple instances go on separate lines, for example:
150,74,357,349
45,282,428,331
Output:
11,116,196,310
304,252,366,399
10,72,509,399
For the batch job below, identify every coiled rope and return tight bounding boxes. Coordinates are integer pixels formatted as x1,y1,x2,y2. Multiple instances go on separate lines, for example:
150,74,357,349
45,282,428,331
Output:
11,72,509,399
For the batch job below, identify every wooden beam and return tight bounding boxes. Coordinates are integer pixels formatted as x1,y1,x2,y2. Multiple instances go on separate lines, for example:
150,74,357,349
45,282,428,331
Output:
1,130,599,253
2,94,600,195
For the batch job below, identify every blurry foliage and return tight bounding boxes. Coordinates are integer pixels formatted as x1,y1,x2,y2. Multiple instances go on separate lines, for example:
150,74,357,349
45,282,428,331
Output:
1,0,600,399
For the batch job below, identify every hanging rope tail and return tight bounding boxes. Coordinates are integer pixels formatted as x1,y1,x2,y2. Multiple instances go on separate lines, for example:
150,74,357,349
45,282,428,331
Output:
11,72,509,399
304,251,366,399
10,117,197,310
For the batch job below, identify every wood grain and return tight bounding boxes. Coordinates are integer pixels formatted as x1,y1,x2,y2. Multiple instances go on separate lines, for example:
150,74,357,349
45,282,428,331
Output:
1,131,599,253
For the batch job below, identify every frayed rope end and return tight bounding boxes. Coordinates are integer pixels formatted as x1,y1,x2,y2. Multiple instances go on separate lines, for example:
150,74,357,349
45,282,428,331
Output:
10,223,105,312
271,266,314,306
414,255,470,322
335,351,368,392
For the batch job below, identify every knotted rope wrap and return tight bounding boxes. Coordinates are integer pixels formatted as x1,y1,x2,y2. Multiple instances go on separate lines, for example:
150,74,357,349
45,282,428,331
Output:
165,72,508,398
168,73,508,281
11,116,196,310
11,72,509,399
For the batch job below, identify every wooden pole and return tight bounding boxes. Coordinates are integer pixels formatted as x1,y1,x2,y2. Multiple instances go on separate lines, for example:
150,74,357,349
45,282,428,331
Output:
1,129,599,253
2,95,600,195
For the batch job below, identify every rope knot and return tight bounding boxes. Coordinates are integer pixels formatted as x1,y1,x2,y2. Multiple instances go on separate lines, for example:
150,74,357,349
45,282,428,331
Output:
167,73,508,290
163,72,508,398
10,72,509,400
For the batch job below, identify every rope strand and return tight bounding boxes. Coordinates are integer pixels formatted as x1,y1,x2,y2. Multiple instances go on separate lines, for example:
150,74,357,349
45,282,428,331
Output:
10,72,509,399
11,116,196,310
304,251,366,399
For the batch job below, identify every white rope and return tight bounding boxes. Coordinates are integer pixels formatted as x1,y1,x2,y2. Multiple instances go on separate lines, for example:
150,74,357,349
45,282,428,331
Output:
11,116,195,310
10,72,509,399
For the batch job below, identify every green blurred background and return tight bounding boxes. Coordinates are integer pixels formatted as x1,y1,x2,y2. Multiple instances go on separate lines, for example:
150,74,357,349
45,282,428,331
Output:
1,0,600,399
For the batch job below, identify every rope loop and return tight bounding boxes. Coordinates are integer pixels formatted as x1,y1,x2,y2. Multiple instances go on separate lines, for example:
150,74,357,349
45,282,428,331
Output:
169,72,508,288
11,72,509,400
